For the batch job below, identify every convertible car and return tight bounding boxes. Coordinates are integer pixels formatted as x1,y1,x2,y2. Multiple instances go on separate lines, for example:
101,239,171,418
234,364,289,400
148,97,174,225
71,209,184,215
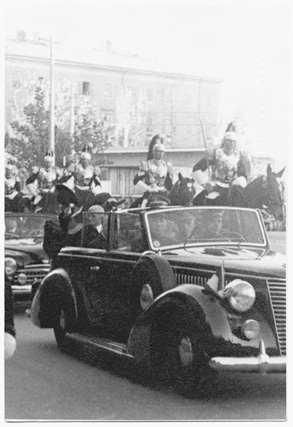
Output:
5,213,56,301
31,205,286,397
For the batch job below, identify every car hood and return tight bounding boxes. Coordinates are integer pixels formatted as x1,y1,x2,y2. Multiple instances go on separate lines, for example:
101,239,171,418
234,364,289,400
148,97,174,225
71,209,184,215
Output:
163,246,286,278
5,239,49,267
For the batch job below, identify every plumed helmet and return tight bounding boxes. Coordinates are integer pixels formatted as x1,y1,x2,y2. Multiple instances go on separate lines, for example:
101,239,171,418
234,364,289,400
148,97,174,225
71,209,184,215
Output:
153,142,165,153
44,149,54,163
223,131,238,142
80,144,92,160
5,160,13,171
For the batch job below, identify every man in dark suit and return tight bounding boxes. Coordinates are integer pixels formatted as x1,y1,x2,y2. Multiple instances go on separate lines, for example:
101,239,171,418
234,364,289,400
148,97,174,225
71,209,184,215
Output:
86,205,108,249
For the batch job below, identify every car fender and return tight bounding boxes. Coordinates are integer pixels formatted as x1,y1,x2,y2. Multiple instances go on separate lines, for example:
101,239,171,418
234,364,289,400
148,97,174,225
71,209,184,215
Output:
128,284,231,366
31,268,78,329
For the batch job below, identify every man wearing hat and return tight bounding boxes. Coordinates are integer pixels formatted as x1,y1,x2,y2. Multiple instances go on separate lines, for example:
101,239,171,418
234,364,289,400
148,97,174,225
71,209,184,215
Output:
192,123,251,206
64,145,102,207
196,210,224,239
148,212,178,247
26,150,63,212
85,205,107,249
5,161,25,212
133,142,174,206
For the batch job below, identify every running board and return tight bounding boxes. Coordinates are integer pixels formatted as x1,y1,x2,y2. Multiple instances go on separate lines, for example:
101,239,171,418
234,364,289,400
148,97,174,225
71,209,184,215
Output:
66,332,134,359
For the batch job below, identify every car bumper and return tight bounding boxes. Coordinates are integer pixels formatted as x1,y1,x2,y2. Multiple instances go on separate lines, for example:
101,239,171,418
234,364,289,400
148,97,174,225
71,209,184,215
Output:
209,340,286,374
12,285,32,300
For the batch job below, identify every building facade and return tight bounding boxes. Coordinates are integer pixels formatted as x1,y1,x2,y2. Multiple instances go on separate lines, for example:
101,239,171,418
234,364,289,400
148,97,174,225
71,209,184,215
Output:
5,32,223,198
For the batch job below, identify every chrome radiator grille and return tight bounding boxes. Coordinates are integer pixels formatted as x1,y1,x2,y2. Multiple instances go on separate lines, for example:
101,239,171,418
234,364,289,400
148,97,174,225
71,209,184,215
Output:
175,270,286,356
17,265,50,286
267,279,286,356
176,271,209,287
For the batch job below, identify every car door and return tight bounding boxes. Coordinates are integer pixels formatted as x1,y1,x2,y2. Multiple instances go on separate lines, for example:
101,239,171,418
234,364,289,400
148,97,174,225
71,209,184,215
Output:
79,212,147,341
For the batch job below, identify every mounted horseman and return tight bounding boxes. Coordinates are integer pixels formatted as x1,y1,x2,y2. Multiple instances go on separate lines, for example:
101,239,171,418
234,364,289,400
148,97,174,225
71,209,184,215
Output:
26,149,64,213
192,122,251,206
62,145,102,209
132,136,174,207
5,160,25,212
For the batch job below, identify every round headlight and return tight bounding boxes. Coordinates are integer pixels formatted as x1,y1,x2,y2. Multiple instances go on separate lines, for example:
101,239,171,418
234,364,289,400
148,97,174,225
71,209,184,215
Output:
5,258,17,275
225,279,256,312
241,319,260,340
140,284,154,311
17,273,27,285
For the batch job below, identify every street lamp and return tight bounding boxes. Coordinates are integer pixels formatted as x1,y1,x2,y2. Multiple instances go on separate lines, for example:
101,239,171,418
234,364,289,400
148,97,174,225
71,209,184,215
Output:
49,36,55,165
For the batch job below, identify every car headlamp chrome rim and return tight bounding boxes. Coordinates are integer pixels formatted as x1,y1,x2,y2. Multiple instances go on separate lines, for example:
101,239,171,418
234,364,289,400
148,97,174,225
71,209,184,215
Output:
140,284,154,311
224,279,256,312
17,273,27,285
5,257,17,275
241,319,260,340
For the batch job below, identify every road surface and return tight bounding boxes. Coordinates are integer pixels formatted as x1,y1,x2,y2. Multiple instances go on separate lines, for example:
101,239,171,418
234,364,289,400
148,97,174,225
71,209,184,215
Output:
5,305,286,421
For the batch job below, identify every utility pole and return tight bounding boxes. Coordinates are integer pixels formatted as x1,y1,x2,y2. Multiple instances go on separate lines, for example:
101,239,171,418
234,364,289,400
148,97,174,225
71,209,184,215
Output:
49,36,55,164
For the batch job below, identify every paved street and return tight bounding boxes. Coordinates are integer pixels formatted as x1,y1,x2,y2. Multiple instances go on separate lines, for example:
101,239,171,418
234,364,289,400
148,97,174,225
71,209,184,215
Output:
5,302,286,421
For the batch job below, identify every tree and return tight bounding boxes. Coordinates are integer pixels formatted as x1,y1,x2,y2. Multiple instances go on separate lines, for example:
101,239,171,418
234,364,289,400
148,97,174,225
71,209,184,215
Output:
73,99,115,159
115,88,148,147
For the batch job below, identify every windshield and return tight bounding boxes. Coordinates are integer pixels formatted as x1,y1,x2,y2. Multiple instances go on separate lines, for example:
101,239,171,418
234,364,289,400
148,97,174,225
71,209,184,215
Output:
145,207,266,249
5,214,54,242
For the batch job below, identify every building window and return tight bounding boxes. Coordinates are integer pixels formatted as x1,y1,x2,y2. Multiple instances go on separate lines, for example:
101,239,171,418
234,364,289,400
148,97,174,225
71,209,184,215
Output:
186,92,194,105
147,88,153,102
146,115,154,138
82,82,90,96
104,83,113,99
166,90,174,105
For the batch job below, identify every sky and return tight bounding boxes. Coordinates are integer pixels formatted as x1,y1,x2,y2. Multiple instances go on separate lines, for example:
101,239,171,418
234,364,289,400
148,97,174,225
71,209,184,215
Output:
2,0,290,170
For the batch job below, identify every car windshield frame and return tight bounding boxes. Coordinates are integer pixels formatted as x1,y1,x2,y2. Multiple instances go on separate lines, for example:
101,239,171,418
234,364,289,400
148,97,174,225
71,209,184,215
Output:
5,213,57,242
144,206,268,251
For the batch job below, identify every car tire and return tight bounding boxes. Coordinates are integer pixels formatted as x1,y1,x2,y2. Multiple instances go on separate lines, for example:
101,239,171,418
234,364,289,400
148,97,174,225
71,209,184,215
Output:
151,304,213,399
54,309,67,348
131,255,176,315
168,320,205,398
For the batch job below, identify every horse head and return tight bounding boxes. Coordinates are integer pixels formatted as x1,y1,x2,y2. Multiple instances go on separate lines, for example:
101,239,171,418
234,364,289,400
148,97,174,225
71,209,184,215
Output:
264,164,285,222
169,173,196,206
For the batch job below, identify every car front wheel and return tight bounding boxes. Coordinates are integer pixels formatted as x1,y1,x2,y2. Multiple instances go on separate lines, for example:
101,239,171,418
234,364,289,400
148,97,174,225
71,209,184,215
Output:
167,317,214,398
54,309,67,348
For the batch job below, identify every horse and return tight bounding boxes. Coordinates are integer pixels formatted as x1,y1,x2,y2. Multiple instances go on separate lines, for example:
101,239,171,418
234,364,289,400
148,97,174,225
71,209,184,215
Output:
228,164,285,222
129,173,196,208
193,164,285,222
5,192,26,213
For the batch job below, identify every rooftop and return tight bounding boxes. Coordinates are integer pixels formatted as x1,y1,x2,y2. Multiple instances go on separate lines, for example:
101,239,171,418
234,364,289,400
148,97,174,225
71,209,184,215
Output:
5,33,222,82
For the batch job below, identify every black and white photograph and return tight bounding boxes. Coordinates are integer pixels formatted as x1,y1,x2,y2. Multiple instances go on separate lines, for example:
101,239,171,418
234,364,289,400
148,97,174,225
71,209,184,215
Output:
3,0,289,422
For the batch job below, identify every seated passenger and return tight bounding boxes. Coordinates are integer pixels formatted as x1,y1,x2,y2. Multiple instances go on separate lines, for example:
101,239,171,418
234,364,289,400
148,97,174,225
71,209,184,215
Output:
196,210,223,239
178,211,196,241
130,219,148,253
5,218,18,235
86,205,107,249
148,213,178,247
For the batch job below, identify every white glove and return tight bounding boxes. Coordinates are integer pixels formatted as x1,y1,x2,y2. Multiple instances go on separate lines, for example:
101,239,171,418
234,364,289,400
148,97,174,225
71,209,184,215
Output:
91,185,102,195
156,186,167,192
134,180,151,193
32,166,40,174
5,332,16,359
232,176,247,188
148,185,160,193
191,170,209,186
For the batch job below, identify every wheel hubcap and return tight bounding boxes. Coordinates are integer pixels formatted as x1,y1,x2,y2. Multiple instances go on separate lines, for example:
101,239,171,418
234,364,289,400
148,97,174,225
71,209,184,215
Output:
179,337,193,366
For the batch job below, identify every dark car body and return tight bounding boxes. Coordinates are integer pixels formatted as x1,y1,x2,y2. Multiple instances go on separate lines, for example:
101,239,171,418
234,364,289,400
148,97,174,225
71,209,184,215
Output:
31,205,286,397
5,213,56,301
